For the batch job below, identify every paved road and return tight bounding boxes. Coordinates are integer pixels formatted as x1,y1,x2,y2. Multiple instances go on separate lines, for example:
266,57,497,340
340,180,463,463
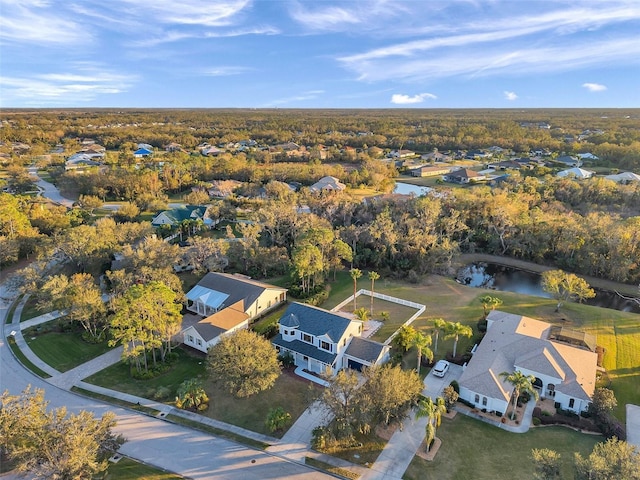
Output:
28,165,74,208
0,287,331,479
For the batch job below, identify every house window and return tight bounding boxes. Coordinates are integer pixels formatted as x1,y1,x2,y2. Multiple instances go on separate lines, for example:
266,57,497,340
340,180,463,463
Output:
474,394,480,404
569,398,575,409
197,339,202,346
320,341,331,351
343,338,347,347
303,356,308,361
284,330,288,335
547,384,555,397
482,397,487,406
188,335,194,343
302,333,312,343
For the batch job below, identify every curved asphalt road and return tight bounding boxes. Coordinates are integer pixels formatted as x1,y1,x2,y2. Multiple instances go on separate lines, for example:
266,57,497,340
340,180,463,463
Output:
0,287,330,479
28,165,75,208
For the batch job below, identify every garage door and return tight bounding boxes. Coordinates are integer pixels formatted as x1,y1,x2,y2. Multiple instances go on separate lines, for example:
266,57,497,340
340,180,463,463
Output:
347,359,365,371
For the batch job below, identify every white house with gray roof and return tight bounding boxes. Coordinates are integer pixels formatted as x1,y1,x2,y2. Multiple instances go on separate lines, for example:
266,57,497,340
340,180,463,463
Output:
272,303,390,375
458,311,597,415
182,272,287,353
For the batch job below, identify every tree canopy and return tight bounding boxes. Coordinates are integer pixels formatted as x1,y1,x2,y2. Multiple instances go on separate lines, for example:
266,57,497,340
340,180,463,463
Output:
207,329,281,398
0,386,124,480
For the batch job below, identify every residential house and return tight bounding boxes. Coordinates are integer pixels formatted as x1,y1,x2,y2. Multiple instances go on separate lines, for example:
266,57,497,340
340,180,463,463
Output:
421,151,451,163
577,152,599,161
443,168,484,184
164,142,184,152
458,310,597,414
557,167,594,179
64,153,102,172
309,176,346,193
604,171,640,184
555,155,581,167
151,205,214,228
410,165,453,177
77,144,106,158
182,273,288,353
487,160,525,171
134,145,153,158
208,179,243,198
272,302,390,375
389,149,416,159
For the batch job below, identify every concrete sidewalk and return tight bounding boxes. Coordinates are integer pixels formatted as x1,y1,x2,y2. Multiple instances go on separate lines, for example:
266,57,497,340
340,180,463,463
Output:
48,347,124,389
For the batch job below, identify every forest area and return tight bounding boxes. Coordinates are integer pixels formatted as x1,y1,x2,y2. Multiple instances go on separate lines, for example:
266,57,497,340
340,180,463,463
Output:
1,108,640,302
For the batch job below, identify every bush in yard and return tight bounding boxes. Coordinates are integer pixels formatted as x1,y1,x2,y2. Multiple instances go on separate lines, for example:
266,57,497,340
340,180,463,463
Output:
265,407,291,434
449,380,460,394
442,385,459,412
175,378,209,411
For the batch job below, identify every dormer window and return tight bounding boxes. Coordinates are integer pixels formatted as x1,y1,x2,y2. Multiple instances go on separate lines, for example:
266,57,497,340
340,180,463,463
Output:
320,341,331,352
302,333,312,344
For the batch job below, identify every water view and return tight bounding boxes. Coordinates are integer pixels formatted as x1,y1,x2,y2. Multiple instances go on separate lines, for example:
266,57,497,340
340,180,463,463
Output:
394,182,434,196
457,263,640,314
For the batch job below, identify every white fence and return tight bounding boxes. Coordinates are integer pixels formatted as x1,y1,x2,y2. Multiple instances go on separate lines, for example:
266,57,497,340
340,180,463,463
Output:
332,289,426,345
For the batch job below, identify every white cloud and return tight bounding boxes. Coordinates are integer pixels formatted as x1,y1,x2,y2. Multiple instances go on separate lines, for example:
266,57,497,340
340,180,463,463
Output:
583,82,607,92
0,64,137,105
504,91,518,101
289,0,408,31
202,66,252,76
114,0,251,27
391,93,437,104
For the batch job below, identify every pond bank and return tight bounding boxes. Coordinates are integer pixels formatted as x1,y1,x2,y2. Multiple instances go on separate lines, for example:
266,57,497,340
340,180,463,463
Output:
455,253,639,298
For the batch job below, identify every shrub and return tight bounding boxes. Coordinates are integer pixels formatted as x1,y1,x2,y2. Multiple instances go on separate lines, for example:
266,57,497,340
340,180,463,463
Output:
532,417,541,426
278,352,295,368
495,411,503,417
449,380,460,393
533,407,542,418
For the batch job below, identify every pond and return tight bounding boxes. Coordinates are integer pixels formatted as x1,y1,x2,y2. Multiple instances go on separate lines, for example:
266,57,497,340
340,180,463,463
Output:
457,263,640,314
394,182,434,196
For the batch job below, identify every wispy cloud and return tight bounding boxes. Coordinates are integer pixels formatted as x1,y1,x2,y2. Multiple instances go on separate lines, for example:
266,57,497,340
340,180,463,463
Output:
288,0,409,32
337,2,640,82
266,90,325,106
0,0,89,45
115,0,252,27
391,93,437,104
583,82,607,92
0,64,137,105
202,66,252,77
504,91,518,101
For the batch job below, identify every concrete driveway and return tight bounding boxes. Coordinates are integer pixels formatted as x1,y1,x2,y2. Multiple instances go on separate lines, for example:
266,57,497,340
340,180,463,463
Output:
422,362,464,399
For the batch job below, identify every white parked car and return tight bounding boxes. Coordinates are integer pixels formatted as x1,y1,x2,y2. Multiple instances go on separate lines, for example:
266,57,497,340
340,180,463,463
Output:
432,360,450,378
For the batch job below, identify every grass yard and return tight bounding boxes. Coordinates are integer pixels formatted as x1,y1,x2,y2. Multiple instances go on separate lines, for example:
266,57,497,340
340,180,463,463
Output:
105,457,183,479
201,369,323,437
24,328,112,372
19,296,46,322
251,303,289,336
403,414,601,480
84,347,207,401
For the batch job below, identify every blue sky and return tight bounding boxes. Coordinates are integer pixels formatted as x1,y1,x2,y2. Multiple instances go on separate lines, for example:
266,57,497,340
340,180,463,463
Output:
1,0,639,108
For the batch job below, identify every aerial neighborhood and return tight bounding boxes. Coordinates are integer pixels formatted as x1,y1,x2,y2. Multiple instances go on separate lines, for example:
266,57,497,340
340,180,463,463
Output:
1,108,640,479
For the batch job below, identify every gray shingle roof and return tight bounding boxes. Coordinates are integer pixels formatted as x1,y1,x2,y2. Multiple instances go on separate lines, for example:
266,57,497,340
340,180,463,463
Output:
277,303,353,342
344,337,387,364
193,272,285,313
272,334,337,365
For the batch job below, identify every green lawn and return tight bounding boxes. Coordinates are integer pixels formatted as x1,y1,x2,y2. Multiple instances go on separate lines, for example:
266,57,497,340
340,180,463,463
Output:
84,347,207,400
20,296,46,322
24,329,112,372
403,414,601,480
105,457,183,479
201,369,323,437
251,303,289,335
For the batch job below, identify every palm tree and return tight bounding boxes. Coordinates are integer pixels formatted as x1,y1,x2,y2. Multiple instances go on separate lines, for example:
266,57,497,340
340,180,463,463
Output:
432,318,447,354
175,378,209,411
499,370,539,420
350,268,362,310
415,396,447,452
368,271,380,315
444,322,473,357
479,295,503,317
353,307,369,324
410,331,433,375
